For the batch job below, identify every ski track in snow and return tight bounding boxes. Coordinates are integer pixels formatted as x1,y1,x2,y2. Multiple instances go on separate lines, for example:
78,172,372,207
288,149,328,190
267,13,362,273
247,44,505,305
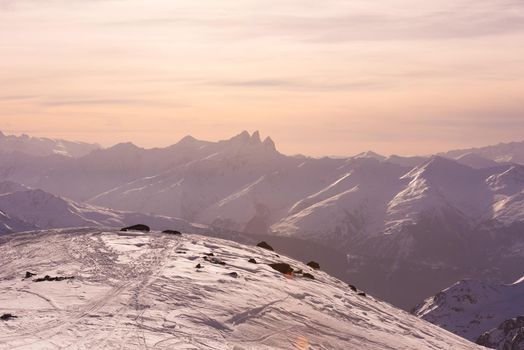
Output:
0,228,482,349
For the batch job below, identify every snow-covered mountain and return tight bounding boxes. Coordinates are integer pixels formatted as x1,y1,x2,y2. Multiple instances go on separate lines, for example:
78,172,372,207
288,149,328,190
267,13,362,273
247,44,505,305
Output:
0,227,482,349
413,277,524,349
1,131,524,310
443,140,524,165
0,187,200,233
0,131,99,158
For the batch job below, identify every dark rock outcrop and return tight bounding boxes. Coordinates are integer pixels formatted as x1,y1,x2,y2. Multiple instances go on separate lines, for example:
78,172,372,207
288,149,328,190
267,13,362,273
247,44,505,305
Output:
256,241,274,251
204,256,226,266
228,272,239,278
33,275,74,282
162,230,181,235
302,273,315,280
357,292,367,297
269,263,294,275
248,258,257,264
306,261,320,270
24,271,36,279
348,284,357,292
195,263,203,269
0,313,17,321
121,224,150,232
476,316,524,350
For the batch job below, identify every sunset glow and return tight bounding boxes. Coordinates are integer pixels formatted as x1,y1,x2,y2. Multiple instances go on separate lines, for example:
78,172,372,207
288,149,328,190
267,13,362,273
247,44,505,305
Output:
1,0,523,155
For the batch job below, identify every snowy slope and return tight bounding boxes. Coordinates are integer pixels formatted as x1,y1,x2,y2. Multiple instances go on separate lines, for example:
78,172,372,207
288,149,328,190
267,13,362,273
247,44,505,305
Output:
272,158,407,241
413,277,524,346
384,156,493,233
0,131,99,158
0,228,482,349
0,210,35,234
0,189,199,233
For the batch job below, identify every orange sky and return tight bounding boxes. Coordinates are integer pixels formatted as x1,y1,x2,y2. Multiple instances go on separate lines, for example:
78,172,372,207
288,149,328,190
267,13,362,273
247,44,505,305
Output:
1,0,523,156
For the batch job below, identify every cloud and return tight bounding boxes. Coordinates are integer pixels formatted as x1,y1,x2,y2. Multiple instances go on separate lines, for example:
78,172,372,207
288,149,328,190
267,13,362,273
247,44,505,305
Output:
101,2,524,42
207,78,390,91
40,98,138,107
0,95,40,102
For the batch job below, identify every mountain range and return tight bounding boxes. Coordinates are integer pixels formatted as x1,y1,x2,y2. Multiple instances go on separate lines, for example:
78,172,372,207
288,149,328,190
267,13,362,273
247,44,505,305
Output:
1,131,523,311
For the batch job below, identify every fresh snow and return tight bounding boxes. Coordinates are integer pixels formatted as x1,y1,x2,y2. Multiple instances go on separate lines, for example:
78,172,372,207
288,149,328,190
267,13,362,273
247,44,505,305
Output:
0,228,482,349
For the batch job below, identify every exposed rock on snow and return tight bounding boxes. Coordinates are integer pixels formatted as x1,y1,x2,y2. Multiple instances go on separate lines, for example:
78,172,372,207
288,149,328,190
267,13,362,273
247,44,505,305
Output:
121,224,151,232
477,316,524,350
0,228,482,349
256,241,274,251
306,261,320,269
162,230,181,235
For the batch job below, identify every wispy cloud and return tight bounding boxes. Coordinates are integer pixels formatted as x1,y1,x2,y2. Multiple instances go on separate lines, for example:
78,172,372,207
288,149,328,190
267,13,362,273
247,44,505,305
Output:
207,79,390,91
102,3,524,42
0,95,40,102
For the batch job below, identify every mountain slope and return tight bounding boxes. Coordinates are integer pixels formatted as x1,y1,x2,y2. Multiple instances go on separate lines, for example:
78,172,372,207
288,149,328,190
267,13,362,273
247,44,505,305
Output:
443,140,524,165
0,228,482,349
413,277,524,348
0,189,198,232
0,131,99,158
477,316,524,350
0,210,35,234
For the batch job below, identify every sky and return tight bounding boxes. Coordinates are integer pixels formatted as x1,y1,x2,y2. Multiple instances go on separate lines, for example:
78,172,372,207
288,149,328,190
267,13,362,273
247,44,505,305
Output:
0,0,523,156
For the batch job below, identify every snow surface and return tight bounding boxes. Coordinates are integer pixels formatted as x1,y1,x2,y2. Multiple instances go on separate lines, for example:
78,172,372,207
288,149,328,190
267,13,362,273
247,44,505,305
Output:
0,228,482,350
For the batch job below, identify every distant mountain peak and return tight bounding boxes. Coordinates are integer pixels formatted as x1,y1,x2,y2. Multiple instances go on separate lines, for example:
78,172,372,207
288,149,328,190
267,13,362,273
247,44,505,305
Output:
107,142,141,152
354,151,386,160
178,135,197,143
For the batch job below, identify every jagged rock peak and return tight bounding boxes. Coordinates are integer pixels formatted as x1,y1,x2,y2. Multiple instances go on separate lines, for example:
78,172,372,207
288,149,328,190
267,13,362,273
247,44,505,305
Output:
251,130,261,144
263,136,276,151
229,130,251,143
224,131,279,153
